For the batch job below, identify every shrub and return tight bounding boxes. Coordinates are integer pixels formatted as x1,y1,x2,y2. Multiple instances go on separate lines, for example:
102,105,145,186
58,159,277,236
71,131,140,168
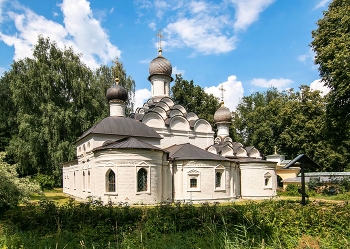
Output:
33,174,55,190
0,152,41,213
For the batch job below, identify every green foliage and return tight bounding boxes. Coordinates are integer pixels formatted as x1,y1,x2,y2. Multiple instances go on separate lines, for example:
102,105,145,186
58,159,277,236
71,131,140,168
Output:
1,200,350,248
0,36,136,182
311,0,350,170
171,74,219,126
0,152,41,213
33,174,55,190
95,58,136,114
233,86,347,171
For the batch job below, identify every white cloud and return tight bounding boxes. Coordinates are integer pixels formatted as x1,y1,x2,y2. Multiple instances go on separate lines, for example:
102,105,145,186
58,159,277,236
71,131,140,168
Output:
148,22,156,30
204,75,244,111
314,0,331,10
135,0,274,55
134,88,152,110
165,16,236,54
172,66,185,76
310,79,330,96
0,0,121,69
298,48,315,63
109,7,114,14
250,78,293,90
189,1,207,14
230,0,275,31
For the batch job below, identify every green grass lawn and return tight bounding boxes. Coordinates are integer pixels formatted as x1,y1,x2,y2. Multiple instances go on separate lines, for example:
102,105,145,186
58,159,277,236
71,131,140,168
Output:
30,188,72,205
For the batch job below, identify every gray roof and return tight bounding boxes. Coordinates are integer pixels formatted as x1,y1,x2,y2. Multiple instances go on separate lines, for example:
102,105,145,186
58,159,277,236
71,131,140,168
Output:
78,116,161,142
283,175,350,183
283,154,320,169
93,137,166,152
302,172,350,177
166,143,228,161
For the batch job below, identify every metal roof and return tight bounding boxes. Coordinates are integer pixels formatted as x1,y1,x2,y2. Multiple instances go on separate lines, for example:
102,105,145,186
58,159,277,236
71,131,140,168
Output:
77,116,161,142
166,143,228,161
93,137,166,152
283,154,320,169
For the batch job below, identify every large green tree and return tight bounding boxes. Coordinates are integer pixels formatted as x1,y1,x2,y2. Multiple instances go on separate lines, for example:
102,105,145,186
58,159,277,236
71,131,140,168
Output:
311,0,350,142
233,86,347,171
1,37,136,180
171,74,219,125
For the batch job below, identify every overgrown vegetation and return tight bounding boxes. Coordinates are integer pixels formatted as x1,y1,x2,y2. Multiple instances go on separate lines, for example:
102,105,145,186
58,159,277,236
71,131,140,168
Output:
0,200,349,248
0,152,41,213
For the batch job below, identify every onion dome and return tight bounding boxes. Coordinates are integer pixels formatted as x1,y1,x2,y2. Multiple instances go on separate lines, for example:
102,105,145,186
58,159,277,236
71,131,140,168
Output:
149,48,172,77
214,102,232,123
106,77,128,102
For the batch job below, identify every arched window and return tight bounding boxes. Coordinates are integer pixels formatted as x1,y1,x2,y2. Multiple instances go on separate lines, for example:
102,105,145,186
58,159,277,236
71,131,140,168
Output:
214,165,225,190
137,168,147,192
107,170,116,192
215,172,222,188
83,171,85,189
88,170,91,190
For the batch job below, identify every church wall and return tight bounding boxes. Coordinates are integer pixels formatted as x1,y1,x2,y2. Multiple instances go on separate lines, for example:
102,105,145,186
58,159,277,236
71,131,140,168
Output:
239,162,277,199
85,149,169,204
173,160,237,203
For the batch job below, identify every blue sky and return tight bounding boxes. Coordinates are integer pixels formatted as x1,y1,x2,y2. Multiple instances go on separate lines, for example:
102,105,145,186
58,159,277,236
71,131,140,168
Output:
0,0,332,111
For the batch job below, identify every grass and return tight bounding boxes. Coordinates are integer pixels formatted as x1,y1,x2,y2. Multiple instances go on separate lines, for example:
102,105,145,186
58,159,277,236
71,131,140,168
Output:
29,188,72,205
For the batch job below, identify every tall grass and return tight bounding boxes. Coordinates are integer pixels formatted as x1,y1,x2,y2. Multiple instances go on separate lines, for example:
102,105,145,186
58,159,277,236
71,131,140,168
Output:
1,199,350,248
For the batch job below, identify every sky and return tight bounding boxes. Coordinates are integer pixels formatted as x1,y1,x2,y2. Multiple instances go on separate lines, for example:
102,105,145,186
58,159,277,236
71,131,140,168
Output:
0,0,332,111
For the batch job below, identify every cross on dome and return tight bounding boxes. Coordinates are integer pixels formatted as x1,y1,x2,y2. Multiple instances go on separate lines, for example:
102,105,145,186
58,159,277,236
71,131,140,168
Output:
218,85,226,103
156,29,164,55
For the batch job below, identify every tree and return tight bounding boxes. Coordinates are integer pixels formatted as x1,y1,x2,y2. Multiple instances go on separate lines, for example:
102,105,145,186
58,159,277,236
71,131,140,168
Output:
0,72,17,151
95,58,136,114
4,36,108,179
233,88,284,154
171,74,219,125
311,0,350,142
233,86,347,171
0,152,41,213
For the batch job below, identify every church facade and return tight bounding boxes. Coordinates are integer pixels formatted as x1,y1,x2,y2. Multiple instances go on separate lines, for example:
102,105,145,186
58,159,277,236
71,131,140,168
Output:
62,47,277,204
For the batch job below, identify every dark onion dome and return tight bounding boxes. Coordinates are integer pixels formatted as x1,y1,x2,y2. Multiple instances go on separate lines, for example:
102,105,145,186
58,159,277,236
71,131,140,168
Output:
106,78,128,102
148,48,172,78
214,102,232,123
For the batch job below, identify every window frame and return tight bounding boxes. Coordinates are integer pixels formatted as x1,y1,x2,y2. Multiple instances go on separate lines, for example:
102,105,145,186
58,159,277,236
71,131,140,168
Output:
264,172,273,189
214,165,225,191
106,169,116,193
187,169,201,192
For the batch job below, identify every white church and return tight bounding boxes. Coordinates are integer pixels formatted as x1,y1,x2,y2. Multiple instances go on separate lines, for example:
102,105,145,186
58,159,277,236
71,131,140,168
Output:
62,47,277,204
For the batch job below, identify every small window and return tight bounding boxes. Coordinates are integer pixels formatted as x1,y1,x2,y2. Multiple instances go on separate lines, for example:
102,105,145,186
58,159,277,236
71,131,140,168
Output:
190,178,197,188
214,165,225,190
137,168,147,192
265,177,269,186
264,172,272,189
83,171,85,189
187,169,200,191
215,172,222,188
107,170,116,192
88,170,91,190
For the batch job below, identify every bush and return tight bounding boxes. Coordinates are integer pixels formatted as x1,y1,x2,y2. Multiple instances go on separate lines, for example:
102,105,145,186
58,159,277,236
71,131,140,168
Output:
0,152,41,213
33,174,55,190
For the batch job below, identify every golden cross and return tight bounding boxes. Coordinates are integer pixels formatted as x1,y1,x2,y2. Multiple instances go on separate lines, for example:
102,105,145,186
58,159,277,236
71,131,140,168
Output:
218,85,226,102
156,29,164,50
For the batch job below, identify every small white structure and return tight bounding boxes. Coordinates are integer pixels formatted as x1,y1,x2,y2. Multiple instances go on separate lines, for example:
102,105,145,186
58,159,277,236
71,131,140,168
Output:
62,47,277,204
